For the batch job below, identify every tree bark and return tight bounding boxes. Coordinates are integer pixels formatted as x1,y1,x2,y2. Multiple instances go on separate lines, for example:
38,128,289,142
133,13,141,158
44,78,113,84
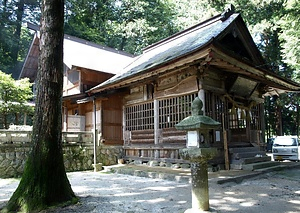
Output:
2,0,77,212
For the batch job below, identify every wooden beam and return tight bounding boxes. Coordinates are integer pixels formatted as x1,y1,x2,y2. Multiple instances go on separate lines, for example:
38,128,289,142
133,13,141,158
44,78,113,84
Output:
90,48,211,93
211,46,300,91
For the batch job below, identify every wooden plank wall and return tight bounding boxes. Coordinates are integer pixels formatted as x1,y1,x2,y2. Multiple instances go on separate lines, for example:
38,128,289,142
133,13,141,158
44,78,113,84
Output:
102,94,123,145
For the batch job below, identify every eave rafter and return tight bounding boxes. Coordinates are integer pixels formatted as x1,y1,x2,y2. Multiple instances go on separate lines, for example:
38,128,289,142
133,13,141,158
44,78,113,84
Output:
90,48,211,94
209,47,300,92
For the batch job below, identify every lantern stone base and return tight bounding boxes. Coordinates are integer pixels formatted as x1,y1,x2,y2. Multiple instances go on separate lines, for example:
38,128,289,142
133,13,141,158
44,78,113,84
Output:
180,148,217,212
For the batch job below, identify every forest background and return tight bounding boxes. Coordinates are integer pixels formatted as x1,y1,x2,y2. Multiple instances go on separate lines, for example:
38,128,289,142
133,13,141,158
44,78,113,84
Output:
0,0,299,138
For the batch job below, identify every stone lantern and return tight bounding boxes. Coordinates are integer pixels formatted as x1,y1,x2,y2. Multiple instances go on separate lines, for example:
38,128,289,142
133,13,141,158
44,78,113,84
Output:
175,96,221,212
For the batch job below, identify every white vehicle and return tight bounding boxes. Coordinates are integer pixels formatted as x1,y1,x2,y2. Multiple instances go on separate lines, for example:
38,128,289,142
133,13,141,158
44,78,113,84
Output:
272,136,300,161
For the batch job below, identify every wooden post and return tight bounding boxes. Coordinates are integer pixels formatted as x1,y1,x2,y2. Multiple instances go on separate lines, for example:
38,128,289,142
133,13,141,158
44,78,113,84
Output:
257,130,261,150
222,114,230,170
93,97,98,172
154,99,159,145
23,113,27,125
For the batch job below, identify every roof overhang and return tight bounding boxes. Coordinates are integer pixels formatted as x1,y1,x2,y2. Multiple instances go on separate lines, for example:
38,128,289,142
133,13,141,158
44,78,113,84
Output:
88,47,212,94
88,44,300,96
209,46,300,94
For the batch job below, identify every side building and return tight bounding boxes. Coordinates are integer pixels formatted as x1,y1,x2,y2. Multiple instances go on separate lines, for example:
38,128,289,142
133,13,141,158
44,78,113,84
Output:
19,24,134,137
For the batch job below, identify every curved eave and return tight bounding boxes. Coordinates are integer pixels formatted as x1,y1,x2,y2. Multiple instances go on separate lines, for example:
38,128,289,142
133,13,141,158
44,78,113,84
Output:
209,46,300,93
88,47,212,94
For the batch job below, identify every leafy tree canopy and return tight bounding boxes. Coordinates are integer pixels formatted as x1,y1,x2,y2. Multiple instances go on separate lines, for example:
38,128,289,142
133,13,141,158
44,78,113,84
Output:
64,0,178,54
0,70,33,128
1,0,300,136
0,0,39,78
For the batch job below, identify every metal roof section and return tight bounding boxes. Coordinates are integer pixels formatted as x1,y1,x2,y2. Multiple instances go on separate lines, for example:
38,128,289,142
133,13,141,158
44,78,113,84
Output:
19,24,135,81
88,9,300,95
19,33,39,81
63,35,134,74
89,13,240,93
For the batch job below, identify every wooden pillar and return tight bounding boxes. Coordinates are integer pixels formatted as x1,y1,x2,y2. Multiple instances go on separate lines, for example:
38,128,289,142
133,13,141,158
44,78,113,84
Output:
223,114,230,170
93,98,97,172
98,100,103,146
122,104,126,145
154,99,160,158
154,99,159,145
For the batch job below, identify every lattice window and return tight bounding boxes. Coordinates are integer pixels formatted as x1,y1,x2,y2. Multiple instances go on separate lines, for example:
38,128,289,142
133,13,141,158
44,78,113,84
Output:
158,93,197,129
125,102,154,131
250,104,262,130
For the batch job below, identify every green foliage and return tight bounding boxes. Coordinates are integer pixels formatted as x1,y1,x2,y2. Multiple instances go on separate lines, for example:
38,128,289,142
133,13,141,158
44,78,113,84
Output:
169,0,219,30
0,70,33,128
1,0,300,136
64,0,178,54
278,0,300,75
0,0,38,78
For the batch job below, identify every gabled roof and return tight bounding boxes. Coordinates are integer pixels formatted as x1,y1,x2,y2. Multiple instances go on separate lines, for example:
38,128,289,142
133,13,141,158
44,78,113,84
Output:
63,35,134,74
19,26,134,82
89,9,300,95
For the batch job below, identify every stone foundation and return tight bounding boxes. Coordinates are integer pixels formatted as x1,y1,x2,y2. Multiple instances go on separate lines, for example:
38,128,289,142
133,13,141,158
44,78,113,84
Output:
0,144,123,178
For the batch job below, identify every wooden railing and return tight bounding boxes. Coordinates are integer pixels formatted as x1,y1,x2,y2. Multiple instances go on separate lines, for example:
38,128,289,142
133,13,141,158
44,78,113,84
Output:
0,130,93,144
62,131,93,144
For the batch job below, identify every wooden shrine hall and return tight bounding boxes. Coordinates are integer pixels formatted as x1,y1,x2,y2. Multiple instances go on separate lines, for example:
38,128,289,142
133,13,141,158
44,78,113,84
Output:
86,7,300,169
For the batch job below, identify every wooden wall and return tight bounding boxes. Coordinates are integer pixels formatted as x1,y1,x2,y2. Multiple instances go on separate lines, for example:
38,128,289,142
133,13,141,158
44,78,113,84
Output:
102,93,124,145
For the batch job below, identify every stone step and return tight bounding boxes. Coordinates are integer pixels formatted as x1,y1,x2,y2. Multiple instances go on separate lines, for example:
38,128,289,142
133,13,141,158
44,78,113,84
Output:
242,156,271,164
231,151,266,160
254,164,289,172
229,146,260,153
231,156,271,164
241,161,280,171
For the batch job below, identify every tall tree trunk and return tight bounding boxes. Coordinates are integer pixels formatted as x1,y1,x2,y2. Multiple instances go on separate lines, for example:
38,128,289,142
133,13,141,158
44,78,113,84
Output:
11,0,24,64
3,113,7,129
3,0,77,212
274,96,283,136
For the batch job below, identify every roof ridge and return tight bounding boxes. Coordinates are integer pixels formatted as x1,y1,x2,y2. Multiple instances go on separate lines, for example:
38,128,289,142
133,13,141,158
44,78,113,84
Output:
142,4,236,53
26,22,134,58
142,14,222,53
64,34,134,58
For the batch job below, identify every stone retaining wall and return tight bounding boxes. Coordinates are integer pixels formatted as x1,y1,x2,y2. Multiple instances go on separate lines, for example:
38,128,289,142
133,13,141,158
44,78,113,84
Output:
0,144,124,178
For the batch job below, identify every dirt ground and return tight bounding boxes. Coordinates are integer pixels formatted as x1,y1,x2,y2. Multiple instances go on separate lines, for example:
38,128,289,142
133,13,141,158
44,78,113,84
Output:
1,167,300,213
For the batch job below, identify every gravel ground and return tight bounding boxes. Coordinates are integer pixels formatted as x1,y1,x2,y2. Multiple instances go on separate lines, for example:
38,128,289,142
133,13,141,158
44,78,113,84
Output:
1,168,300,213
